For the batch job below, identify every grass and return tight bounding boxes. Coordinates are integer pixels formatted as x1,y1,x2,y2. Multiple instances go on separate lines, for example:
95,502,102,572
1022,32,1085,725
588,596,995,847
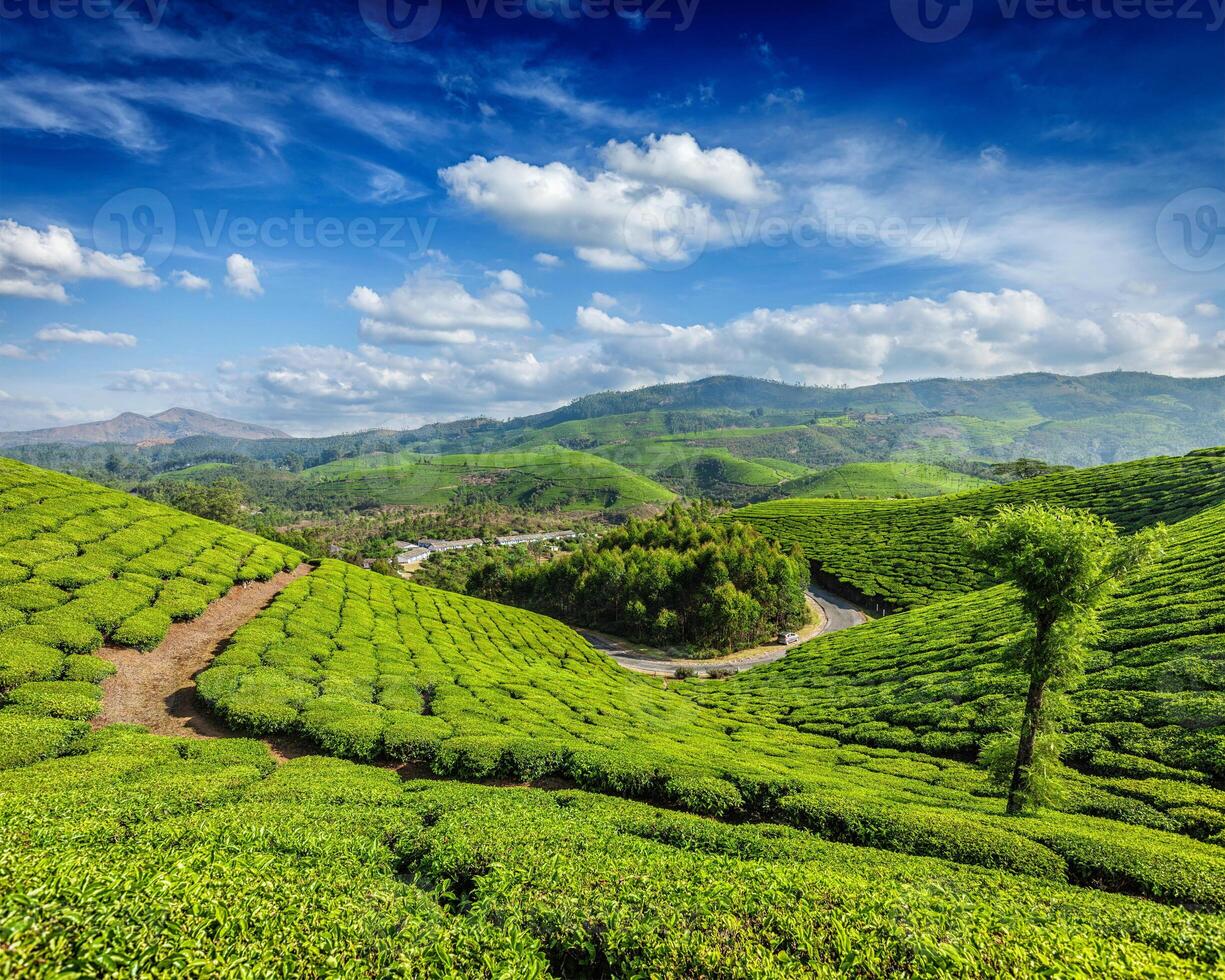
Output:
779,461,995,498
732,448,1225,610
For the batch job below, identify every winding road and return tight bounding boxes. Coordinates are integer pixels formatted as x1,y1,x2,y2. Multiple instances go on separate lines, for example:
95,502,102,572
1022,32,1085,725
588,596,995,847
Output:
580,586,868,678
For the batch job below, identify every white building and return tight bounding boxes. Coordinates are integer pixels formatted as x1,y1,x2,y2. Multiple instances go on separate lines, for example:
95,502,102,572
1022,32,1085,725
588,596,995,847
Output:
494,530,577,546
394,547,431,566
419,537,484,552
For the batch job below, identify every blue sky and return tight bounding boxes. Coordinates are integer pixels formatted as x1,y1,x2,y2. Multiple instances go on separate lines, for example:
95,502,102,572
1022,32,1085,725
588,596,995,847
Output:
1,0,1222,434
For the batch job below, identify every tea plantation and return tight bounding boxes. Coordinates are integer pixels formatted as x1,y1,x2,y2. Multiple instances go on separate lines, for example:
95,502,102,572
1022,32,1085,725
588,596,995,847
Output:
2,459,1225,974
732,448,1225,610
4,730,1223,977
691,498,1225,838
0,458,300,756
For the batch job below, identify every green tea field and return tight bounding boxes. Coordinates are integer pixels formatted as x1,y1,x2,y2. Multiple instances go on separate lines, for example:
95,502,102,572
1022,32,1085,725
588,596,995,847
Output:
732,448,1225,610
1,457,1224,976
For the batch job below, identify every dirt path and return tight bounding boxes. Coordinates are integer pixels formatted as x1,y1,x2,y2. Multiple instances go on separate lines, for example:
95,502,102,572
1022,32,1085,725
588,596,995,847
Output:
581,587,868,678
94,563,314,758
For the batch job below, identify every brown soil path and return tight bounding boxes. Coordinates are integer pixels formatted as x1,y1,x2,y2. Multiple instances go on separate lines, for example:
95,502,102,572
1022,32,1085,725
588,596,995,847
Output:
94,563,315,758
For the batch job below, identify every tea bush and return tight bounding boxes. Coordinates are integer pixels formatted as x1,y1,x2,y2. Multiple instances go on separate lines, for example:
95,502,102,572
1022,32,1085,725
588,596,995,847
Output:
694,500,1225,840
195,558,1225,910
0,459,301,722
733,449,1225,610
2,731,1221,977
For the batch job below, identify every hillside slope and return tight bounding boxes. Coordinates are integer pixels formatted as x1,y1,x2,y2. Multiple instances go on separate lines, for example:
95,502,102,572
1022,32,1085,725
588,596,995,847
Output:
697,498,1225,813
778,461,994,498
733,448,1225,610
0,458,301,740
294,446,676,512
3,461,1225,965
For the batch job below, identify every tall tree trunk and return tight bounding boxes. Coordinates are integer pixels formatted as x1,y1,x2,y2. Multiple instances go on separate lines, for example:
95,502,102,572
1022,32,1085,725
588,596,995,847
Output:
1006,673,1047,814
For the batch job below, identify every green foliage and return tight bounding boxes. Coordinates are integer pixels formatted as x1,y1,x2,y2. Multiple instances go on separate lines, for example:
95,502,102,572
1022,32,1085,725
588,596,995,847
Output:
460,503,809,651
3,680,101,720
1,733,1222,977
958,504,1165,813
111,607,173,651
734,450,1225,610
0,459,301,661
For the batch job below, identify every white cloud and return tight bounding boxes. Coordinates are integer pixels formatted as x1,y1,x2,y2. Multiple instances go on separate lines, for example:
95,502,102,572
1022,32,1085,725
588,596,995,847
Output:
360,162,427,204
35,325,137,348
1121,280,1159,297
195,287,1225,436
1194,302,1221,318
601,133,777,205
225,253,263,297
105,369,206,392
0,219,159,302
575,247,646,272
591,292,618,310
487,268,526,293
348,267,533,345
440,151,721,270
574,288,1223,385
533,252,562,268
172,269,211,292
0,344,30,359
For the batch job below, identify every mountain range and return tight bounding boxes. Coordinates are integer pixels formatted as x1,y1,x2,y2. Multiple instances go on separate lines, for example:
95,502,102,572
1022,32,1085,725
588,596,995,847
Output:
0,408,289,448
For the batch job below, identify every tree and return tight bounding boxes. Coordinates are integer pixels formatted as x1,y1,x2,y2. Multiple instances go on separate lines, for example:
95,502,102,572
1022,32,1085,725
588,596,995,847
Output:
956,503,1165,815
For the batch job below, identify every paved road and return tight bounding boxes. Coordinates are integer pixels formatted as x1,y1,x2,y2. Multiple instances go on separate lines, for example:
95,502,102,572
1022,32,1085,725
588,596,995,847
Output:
582,586,868,678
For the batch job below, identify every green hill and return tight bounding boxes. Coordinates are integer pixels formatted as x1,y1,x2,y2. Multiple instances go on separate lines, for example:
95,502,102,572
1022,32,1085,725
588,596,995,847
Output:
733,448,1225,611
779,462,994,498
695,498,1225,806
3,460,1225,971
293,446,675,512
0,459,300,709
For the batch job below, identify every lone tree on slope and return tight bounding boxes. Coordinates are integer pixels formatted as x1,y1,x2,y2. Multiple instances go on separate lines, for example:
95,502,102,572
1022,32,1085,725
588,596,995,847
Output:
956,503,1165,815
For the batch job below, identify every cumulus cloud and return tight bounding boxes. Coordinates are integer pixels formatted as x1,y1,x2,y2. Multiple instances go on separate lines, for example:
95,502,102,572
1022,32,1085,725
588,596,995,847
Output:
601,133,777,205
1195,302,1221,318
35,325,137,348
348,267,533,345
440,145,725,270
0,344,31,359
591,292,618,310
0,219,159,302
533,252,562,268
172,269,211,292
225,253,263,297
574,289,1223,385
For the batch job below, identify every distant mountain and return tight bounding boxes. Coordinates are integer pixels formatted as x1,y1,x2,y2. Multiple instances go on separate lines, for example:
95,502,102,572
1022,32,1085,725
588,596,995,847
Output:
519,372,1225,425
0,408,289,447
